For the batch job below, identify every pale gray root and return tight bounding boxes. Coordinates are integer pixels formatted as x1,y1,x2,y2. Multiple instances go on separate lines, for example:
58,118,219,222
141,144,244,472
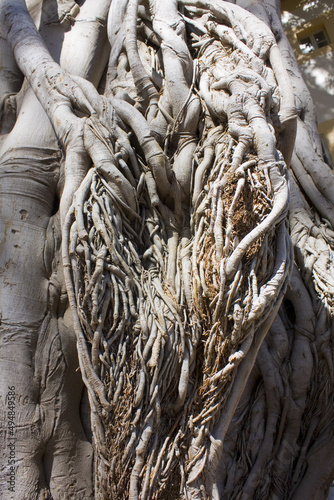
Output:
0,145,93,499
61,2,295,498
0,1,113,498
1,0,333,499
194,2,334,500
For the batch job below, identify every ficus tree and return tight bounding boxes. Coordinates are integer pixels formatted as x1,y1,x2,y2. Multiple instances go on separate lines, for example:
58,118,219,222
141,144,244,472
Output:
0,0,333,499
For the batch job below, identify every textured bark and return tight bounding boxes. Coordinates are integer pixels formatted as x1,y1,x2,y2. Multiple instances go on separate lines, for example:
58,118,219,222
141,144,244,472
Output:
0,0,333,499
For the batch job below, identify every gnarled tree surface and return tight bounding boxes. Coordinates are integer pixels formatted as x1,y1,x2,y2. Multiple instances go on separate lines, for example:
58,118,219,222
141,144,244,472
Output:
0,0,333,499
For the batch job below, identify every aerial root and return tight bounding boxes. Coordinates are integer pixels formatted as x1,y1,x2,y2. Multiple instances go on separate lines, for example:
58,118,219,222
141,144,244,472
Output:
63,2,294,497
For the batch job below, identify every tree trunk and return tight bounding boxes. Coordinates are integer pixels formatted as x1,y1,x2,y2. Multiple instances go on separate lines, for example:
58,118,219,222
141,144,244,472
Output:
0,0,333,499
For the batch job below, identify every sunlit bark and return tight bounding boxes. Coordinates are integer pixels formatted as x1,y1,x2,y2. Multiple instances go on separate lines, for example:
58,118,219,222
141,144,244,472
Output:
0,0,333,499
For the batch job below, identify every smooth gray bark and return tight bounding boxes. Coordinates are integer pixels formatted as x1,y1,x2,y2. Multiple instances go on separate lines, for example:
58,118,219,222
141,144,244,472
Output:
0,0,333,499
